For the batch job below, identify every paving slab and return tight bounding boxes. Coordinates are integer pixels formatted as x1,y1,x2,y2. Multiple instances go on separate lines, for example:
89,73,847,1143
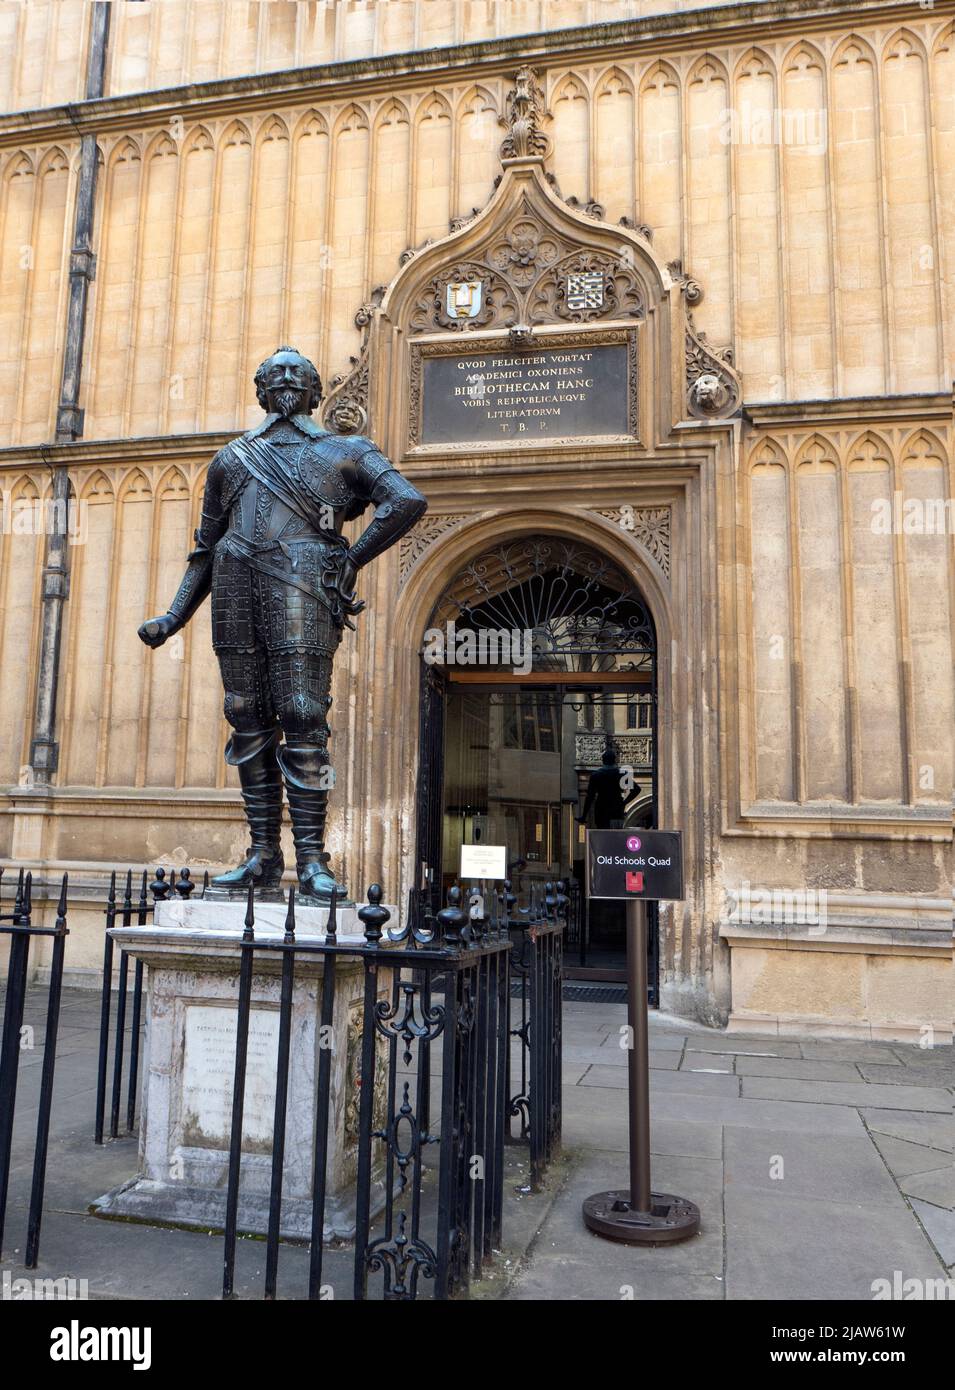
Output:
741,1076,952,1112
859,1062,955,1088
890,1046,954,1069
871,1134,955,1180
577,1066,739,1098
899,1167,955,1211
559,1091,721,1159
649,1091,866,1135
909,1200,955,1266
734,1055,862,1083
798,1041,903,1064
565,1044,681,1071
725,1188,948,1300
862,1109,954,1151
723,1127,902,1208
507,1149,725,1299
685,1037,802,1058
681,1051,736,1072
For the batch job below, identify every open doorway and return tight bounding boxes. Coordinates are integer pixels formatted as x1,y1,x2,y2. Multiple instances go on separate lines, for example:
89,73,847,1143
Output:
414,537,659,992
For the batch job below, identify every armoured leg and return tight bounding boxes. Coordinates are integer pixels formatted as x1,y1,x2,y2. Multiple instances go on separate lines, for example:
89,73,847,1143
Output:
270,649,347,904
276,743,347,904
209,650,284,895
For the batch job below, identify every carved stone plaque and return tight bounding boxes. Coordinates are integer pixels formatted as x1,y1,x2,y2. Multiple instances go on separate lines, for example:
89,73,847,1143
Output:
417,340,632,445
181,1004,279,1151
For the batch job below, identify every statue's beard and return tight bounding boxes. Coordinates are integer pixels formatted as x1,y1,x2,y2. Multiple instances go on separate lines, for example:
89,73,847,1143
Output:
272,388,306,418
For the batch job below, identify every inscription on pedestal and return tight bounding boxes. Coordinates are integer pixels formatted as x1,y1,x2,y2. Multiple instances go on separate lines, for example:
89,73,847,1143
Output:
182,1004,279,1151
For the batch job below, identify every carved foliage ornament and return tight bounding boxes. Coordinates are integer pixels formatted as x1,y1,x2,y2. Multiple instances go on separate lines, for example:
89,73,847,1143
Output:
399,512,469,584
499,65,551,161
320,286,385,434
592,506,671,579
667,261,740,420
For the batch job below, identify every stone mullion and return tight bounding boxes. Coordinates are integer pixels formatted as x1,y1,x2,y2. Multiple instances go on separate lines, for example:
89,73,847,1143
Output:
836,439,861,804
175,469,203,791
234,120,263,429
888,435,916,805
93,471,124,789
738,446,761,809
874,38,897,395
196,123,227,431
770,45,790,400
823,40,844,398
921,42,949,391
134,471,162,789
84,139,123,432
10,152,47,446
279,112,299,344
119,143,151,435
157,134,190,438
785,444,807,803
317,111,339,383
54,472,91,786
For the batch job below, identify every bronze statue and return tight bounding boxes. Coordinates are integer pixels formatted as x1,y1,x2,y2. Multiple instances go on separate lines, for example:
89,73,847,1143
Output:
138,346,427,903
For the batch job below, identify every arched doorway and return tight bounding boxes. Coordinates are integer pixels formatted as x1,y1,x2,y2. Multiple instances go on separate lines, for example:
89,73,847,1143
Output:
414,535,659,991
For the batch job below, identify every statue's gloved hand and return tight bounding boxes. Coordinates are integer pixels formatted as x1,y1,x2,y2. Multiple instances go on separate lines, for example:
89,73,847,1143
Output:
335,555,365,620
138,613,183,648
336,556,358,604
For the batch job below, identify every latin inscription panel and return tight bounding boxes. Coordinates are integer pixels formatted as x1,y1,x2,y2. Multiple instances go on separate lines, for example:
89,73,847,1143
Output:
419,342,631,444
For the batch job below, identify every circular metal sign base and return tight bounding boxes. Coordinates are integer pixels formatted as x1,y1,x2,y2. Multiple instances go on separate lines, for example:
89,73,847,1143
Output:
582,1190,701,1244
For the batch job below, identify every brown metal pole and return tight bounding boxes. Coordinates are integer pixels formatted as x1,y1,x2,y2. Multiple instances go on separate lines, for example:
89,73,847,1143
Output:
626,897,652,1213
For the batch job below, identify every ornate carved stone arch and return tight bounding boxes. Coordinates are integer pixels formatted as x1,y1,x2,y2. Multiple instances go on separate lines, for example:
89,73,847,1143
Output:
320,66,740,443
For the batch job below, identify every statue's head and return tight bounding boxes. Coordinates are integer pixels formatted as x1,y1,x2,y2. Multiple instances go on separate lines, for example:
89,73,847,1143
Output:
254,346,322,418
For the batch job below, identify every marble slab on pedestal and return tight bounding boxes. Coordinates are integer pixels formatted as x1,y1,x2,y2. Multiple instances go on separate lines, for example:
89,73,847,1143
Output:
91,897,397,1241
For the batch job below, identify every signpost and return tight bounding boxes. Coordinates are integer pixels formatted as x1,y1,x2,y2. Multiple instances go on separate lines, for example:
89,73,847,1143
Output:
581,829,701,1244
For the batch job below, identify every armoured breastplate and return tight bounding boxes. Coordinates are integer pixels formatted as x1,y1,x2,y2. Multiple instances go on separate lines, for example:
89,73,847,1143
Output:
228,425,350,544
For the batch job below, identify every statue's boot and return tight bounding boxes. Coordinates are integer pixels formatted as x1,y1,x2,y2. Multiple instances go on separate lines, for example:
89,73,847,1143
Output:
277,742,349,904
209,729,285,893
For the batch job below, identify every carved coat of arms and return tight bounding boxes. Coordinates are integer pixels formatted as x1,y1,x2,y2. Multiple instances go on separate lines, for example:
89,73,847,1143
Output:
565,271,604,311
446,280,484,319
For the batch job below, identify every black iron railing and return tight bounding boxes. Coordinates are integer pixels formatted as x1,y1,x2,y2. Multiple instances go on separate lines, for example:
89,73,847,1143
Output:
218,882,514,1300
0,868,69,1268
504,880,565,1189
94,865,206,1143
3,862,566,1300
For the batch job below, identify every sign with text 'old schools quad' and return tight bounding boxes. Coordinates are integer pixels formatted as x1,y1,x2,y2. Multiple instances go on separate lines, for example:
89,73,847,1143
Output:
586,829,684,901
417,340,631,444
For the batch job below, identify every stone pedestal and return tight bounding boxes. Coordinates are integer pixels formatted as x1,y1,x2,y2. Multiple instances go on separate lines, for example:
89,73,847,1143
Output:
91,898,395,1240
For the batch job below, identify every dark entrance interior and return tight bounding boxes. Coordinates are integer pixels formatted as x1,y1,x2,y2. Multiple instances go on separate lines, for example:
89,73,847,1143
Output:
414,537,659,991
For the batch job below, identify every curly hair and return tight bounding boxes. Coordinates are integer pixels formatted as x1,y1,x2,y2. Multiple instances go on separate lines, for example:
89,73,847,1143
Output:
253,346,323,412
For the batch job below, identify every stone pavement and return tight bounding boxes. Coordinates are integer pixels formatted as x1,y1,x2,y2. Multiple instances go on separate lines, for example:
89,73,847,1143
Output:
1,986,951,1301
504,999,954,1301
